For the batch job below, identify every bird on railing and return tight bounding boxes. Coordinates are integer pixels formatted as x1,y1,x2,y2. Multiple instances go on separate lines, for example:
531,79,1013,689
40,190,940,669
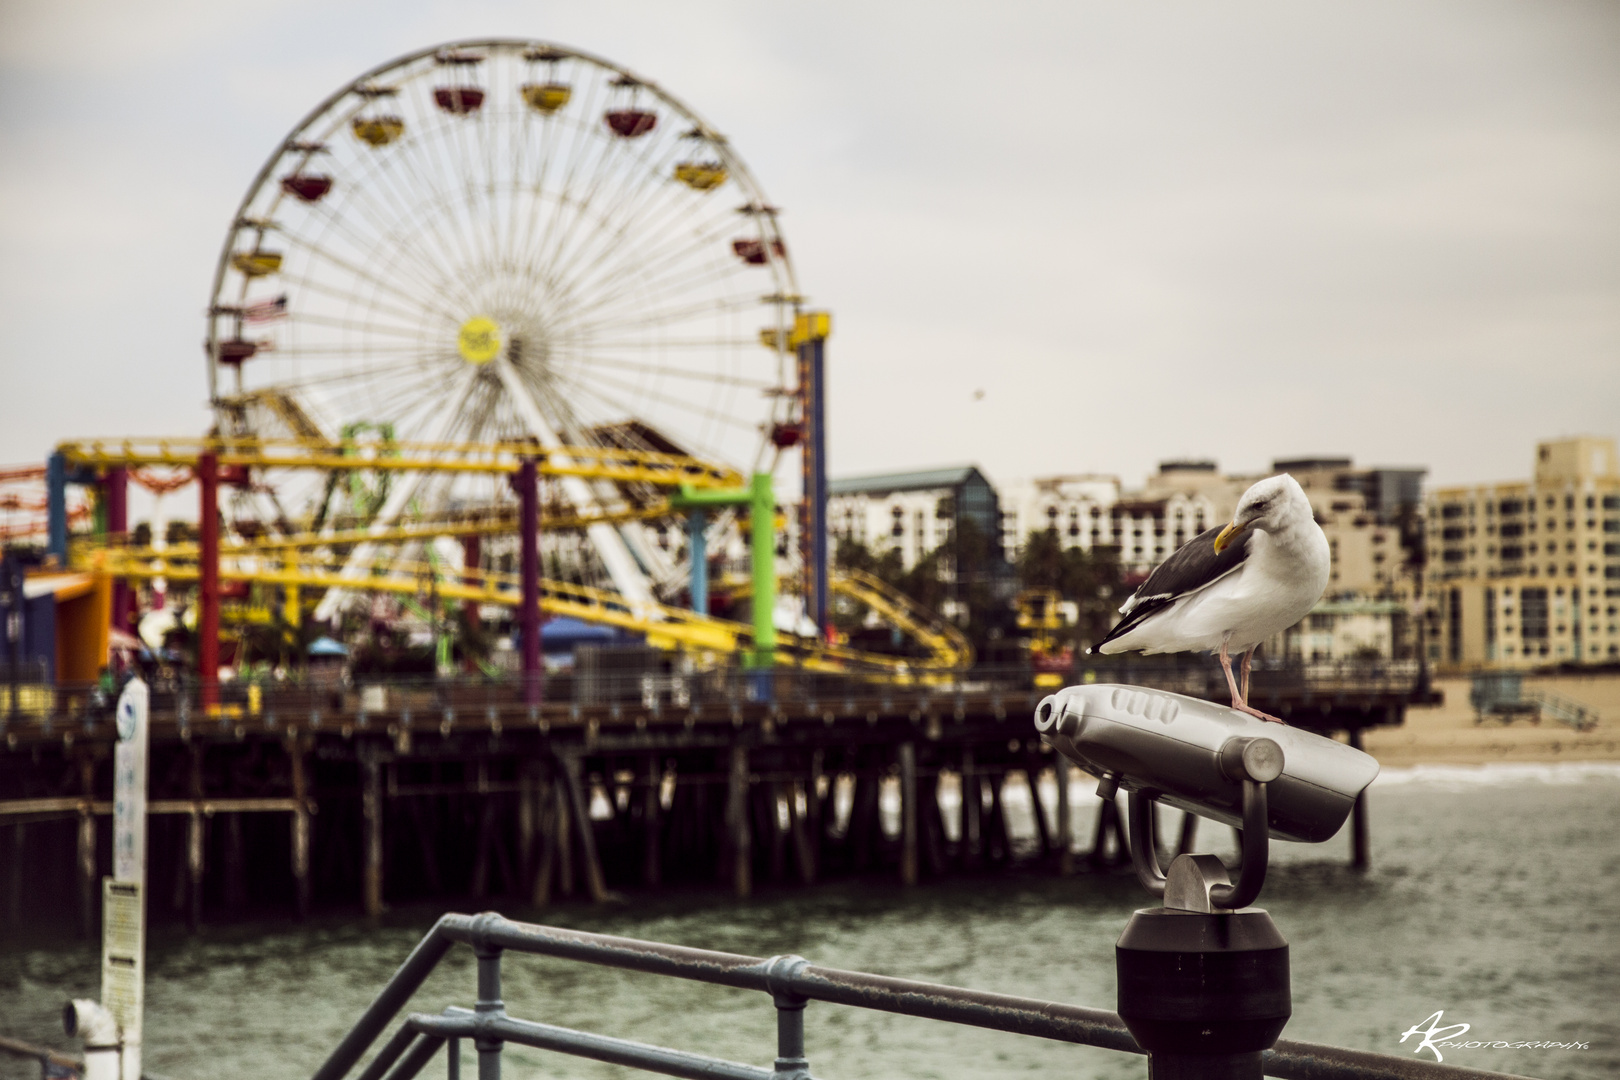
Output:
1092,474,1330,724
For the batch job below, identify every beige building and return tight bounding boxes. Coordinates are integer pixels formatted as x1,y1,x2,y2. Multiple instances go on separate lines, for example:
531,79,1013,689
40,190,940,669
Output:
998,466,1223,579
1427,436,1620,669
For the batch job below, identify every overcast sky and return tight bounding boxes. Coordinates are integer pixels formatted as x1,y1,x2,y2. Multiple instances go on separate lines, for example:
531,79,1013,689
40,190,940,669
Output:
2,0,1616,502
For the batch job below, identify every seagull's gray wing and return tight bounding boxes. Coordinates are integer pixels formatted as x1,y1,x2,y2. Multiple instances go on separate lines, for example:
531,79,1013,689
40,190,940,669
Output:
1095,524,1253,649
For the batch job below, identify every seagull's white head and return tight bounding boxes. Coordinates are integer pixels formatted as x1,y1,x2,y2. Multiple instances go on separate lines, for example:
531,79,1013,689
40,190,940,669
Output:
1214,474,1313,552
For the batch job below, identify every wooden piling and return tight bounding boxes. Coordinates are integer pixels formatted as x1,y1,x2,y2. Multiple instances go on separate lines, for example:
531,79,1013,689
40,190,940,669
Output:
518,764,536,892
1027,768,1052,855
360,744,384,919
186,742,204,932
223,813,247,909
5,824,22,927
407,792,443,897
985,771,1008,864
961,749,981,867
766,782,787,883
726,743,751,898
898,742,918,886
919,773,947,877
1348,727,1370,870
642,756,662,887
808,749,826,865
289,735,311,919
558,752,608,902
786,780,816,885
553,778,573,898
1055,763,1074,875
77,755,95,939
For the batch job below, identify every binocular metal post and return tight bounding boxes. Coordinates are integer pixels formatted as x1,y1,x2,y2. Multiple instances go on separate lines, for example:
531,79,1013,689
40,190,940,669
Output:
1114,738,1291,1080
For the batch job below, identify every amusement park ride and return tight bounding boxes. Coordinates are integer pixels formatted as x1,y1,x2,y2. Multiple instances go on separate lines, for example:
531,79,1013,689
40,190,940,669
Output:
25,39,971,703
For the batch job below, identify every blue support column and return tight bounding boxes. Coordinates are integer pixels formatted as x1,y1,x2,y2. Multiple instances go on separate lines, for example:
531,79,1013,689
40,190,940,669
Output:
46,451,68,566
795,315,830,638
688,509,707,615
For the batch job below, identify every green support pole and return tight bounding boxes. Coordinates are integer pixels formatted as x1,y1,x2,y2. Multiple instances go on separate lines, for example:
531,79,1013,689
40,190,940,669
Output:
748,472,776,669
671,472,776,670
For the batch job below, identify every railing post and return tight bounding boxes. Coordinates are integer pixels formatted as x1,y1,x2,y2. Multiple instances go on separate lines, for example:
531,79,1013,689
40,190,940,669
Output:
474,943,504,1080
766,955,811,1080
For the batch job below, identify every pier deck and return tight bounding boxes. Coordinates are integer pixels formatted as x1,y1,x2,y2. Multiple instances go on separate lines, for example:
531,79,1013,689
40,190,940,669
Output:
0,660,1433,934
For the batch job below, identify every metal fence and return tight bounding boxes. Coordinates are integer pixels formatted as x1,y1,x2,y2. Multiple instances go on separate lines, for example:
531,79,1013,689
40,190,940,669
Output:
312,912,1531,1080
0,656,1431,733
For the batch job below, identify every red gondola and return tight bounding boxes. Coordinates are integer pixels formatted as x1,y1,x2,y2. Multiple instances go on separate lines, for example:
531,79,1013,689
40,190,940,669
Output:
216,339,259,365
280,174,333,202
605,109,657,138
731,238,787,265
770,422,804,448
220,580,251,600
217,465,252,487
434,87,485,114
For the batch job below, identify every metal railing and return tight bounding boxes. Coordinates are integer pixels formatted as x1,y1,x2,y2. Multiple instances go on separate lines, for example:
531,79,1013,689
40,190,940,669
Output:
0,658,1434,731
313,912,1532,1080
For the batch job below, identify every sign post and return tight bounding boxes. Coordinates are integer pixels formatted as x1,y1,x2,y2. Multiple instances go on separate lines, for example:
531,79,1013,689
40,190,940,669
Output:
106,678,148,1080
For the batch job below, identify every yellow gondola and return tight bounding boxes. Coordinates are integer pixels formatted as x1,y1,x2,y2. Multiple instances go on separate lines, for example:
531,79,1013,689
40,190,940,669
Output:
231,251,283,277
521,83,572,114
352,116,405,147
674,162,728,191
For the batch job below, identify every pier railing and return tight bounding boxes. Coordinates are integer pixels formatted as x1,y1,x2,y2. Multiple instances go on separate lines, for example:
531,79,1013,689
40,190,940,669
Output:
313,911,1531,1080
0,658,1431,738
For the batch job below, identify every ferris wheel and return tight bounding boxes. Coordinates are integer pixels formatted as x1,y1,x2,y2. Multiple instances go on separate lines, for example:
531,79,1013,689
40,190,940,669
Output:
204,39,801,615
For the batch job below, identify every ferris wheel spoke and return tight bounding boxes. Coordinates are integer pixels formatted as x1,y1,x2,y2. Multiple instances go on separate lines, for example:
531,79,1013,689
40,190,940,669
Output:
548,364,754,435
566,289,762,340
557,215,751,329
282,312,437,342
280,241,458,326
527,97,683,299
539,141,696,287
569,354,769,387
550,146,740,296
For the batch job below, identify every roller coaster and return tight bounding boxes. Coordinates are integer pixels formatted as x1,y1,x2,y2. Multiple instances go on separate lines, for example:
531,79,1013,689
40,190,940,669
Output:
54,436,972,682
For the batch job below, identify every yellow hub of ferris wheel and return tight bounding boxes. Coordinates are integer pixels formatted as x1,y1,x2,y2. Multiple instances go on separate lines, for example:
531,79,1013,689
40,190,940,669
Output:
457,316,502,364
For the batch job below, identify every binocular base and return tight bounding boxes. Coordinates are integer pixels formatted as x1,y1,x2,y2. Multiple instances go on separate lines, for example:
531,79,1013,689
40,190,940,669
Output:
1116,907,1290,1080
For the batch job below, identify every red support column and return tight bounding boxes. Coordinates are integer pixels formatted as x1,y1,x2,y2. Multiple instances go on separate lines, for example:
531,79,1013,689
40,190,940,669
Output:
518,458,541,707
198,452,220,710
105,466,131,634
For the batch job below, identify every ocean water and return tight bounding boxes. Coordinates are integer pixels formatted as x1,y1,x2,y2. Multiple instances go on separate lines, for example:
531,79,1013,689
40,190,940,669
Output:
2,763,1616,1080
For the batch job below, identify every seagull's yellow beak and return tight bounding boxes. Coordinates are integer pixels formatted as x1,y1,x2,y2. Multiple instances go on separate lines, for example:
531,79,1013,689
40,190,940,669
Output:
1213,520,1248,553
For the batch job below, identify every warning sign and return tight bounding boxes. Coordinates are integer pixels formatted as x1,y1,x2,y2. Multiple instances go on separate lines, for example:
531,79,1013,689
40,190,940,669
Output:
101,879,143,1037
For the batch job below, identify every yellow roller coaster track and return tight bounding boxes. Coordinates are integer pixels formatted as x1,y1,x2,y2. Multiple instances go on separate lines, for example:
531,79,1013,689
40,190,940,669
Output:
82,548,963,679
60,437,970,678
56,437,746,488
82,502,677,556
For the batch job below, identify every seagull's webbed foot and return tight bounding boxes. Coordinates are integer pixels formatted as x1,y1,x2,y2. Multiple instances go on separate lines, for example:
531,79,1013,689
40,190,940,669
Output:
1231,700,1288,725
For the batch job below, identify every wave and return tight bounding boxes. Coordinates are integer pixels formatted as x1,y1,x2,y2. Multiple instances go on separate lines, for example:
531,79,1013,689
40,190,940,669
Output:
1372,761,1620,788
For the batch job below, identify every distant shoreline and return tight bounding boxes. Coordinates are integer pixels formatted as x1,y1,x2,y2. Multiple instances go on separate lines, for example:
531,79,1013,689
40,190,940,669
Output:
1361,673,1620,767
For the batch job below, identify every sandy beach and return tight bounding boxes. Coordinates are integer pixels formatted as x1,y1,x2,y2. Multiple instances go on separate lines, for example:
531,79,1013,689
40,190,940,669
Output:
1361,673,1620,767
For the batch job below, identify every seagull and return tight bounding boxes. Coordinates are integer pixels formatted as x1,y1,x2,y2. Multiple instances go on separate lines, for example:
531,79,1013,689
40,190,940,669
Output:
1092,474,1330,723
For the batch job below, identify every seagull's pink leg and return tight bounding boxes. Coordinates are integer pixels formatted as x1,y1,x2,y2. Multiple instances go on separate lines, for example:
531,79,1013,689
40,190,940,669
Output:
1221,639,1287,725
1219,638,1243,708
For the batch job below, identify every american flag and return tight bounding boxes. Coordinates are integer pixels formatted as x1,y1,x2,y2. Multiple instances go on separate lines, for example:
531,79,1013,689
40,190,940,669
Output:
244,294,288,323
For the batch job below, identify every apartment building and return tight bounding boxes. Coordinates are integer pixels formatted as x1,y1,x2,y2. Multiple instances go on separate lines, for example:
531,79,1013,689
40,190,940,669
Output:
827,466,1001,569
1426,436,1620,668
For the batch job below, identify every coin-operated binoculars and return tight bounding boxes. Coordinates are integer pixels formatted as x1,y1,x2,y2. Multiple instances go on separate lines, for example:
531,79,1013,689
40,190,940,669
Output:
1035,685,1380,1080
